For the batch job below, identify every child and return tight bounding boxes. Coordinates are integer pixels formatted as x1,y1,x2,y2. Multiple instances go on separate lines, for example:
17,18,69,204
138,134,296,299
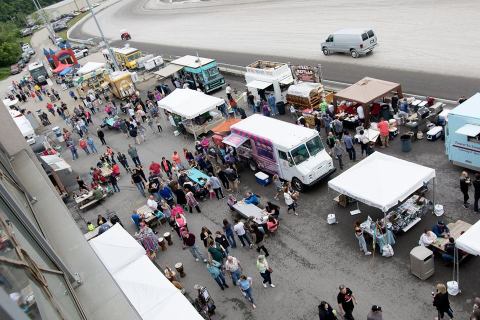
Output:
206,181,215,200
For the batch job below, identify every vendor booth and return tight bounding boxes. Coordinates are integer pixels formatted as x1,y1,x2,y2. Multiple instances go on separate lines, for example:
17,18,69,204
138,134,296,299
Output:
245,60,294,103
74,62,108,97
328,152,436,253
158,88,225,139
286,82,324,110
89,224,203,320
333,77,403,127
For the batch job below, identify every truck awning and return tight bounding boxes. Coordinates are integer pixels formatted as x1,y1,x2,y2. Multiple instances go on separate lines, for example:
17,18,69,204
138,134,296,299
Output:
280,75,294,85
456,124,480,137
246,80,272,90
154,64,184,78
222,133,248,148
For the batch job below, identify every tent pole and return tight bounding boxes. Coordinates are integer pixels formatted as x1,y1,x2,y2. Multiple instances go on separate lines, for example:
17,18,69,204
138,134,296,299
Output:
432,177,436,207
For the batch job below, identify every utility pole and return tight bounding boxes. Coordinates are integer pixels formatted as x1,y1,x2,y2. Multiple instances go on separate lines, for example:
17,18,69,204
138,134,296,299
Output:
85,0,120,71
31,0,56,41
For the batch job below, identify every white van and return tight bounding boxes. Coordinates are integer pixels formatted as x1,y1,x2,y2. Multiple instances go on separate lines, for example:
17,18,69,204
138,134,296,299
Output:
321,29,377,58
223,114,335,191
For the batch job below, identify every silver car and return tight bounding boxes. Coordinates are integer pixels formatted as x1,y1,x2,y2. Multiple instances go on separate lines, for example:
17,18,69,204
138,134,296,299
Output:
321,28,377,58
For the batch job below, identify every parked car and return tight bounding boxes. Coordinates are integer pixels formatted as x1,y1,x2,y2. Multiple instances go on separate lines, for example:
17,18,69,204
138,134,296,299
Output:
53,23,67,32
72,44,89,51
321,28,377,58
17,59,26,69
21,44,35,56
21,28,33,37
10,64,20,75
73,48,89,59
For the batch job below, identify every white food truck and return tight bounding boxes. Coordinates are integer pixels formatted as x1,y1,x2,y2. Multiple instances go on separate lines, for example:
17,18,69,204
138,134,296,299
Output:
223,114,335,191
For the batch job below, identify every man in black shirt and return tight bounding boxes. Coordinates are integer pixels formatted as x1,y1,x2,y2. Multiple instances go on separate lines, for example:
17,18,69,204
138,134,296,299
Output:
337,285,357,320
148,174,161,199
131,169,146,197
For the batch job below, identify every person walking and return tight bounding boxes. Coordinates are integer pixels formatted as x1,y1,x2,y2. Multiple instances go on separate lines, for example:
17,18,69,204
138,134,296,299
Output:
256,255,275,288
109,174,120,193
182,231,207,262
68,142,78,160
433,283,454,320
273,174,283,200
238,275,256,309
128,144,141,166
86,136,98,154
252,225,269,257
217,167,230,191
207,239,226,264
460,171,471,208
473,173,480,213
131,169,146,197
337,285,357,320
161,157,173,179
207,260,229,290
224,255,242,286
318,301,338,320
357,130,369,157
117,152,131,173
378,117,389,148
233,219,253,248
342,131,356,161
333,139,346,170
215,231,230,255
283,186,298,216
186,190,202,213
97,128,106,145
354,222,371,255
79,138,90,155
207,173,224,199
223,219,237,248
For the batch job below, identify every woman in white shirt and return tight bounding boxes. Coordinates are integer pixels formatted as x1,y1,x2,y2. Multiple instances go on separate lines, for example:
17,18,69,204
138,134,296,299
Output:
283,186,298,216
418,229,437,246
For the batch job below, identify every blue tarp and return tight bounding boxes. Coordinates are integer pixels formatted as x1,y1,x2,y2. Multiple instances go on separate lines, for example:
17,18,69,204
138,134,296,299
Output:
59,67,73,76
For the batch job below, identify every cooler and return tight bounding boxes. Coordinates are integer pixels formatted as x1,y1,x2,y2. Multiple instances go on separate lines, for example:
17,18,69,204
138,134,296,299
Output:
410,246,434,280
427,126,442,141
255,171,270,186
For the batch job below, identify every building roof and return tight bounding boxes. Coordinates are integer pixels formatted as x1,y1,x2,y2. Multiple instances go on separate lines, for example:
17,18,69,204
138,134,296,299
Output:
334,77,401,105
231,114,317,149
449,92,480,119
112,47,139,55
170,55,214,68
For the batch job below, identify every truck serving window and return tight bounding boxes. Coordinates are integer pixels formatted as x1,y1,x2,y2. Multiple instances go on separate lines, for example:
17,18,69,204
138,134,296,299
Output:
305,136,324,156
290,144,309,165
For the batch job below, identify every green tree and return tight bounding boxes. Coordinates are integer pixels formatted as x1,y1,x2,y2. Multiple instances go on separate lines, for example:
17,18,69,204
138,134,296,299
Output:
0,42,22,66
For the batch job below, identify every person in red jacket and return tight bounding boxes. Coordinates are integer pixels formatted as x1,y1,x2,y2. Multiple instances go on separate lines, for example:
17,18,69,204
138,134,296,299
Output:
79,138,90,155
149,161,161,176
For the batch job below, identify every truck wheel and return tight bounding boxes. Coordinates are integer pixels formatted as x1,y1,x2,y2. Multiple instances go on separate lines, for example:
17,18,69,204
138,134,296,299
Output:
83,52,88,57
248,160,258,172
350,49,359,58
322,48,329,56
292,178,304,192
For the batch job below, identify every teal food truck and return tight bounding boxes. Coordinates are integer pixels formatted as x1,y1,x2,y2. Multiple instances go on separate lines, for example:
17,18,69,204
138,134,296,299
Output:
170,55,225,93
445,93,480,171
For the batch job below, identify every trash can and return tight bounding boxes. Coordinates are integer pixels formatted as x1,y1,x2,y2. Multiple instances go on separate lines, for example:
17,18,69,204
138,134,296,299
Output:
276,101,285,115
400,134,412,152
51,126,64,142
410,246,434,280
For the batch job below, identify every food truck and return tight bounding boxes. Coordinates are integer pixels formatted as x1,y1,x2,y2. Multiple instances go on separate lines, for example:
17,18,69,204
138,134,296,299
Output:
28,61,49,84
111,47,142,69
169,55,225,93
244,60,294,103
445,93,480,171
74,62,108,97
223,114,335,191
105,71,136,99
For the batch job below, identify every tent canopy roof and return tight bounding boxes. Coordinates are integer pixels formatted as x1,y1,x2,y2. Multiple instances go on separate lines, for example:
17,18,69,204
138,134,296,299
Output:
450,92,480,119
334,77,401,105
154,64,184,78
158,88,224,119
456,220,480,256
77,62,105,75
328,152,435,212
211,118,241,134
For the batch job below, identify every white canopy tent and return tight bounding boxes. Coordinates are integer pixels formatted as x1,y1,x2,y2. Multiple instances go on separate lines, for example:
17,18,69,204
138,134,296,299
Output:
328,152,436,212
77,62,106,76
158,88,224,119
89,224,202,319
456,220,480,255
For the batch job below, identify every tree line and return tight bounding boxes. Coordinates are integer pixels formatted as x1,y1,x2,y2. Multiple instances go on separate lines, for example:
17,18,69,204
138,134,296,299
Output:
0,0,62,67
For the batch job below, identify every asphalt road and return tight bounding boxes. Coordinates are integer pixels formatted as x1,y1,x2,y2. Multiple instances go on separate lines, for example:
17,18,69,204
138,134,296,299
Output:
69,0,480,100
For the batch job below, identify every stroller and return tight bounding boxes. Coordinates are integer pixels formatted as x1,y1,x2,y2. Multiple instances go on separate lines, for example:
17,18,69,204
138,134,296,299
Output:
36,110,51,126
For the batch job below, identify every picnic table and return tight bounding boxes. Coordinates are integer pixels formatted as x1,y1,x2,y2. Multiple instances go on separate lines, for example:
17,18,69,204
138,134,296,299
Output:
74,189,107,210
186,168,209,186
233,202,267,225
137,205,159,228
430,220,472,253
